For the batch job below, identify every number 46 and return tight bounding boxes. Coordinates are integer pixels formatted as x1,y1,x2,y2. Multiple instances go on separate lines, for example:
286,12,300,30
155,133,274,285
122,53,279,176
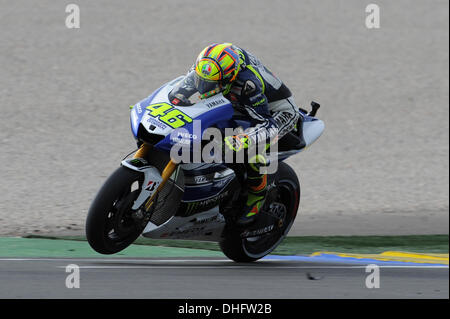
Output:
146,103,193,129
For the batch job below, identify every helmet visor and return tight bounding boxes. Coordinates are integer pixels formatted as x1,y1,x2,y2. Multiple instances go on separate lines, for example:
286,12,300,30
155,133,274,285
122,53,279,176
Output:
194,72,221,95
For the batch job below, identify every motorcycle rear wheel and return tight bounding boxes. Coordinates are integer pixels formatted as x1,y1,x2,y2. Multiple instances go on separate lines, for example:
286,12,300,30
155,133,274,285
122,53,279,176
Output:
219,162,300,262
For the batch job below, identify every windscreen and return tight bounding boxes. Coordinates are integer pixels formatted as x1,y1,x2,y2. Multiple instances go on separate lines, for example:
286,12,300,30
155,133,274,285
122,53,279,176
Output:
168,71,221,106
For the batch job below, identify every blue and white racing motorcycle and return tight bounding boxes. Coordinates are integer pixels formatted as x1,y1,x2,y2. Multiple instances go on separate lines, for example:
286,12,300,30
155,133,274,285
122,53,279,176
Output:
86,76,324,262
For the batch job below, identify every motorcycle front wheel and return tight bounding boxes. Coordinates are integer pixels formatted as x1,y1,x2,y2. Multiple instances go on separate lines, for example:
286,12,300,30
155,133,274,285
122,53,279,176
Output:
86,166,146,254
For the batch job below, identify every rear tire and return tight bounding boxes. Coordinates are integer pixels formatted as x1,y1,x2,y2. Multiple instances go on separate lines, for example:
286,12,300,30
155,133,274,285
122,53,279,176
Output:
219,162,300,262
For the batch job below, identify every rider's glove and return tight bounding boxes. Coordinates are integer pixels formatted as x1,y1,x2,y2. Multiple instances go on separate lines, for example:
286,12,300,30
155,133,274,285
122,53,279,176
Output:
224,134,250,152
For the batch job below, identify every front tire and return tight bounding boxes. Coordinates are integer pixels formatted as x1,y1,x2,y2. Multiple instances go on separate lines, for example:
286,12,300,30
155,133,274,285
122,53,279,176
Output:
219,162,300,262
86,166,145,254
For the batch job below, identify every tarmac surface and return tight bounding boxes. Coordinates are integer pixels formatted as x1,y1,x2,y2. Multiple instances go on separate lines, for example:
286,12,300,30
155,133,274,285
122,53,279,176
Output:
0,257,447,299
0,0,448,236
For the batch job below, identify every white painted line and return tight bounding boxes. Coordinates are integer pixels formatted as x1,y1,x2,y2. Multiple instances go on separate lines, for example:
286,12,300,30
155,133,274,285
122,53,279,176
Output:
54,265,449,270
0,258,230,262
1,258,447,269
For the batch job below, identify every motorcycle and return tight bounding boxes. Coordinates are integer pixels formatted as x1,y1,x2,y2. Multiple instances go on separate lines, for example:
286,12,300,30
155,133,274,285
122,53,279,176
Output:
86,75,324,262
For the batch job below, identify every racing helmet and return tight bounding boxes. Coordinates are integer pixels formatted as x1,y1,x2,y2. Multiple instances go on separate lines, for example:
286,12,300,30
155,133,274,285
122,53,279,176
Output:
194,43,241,98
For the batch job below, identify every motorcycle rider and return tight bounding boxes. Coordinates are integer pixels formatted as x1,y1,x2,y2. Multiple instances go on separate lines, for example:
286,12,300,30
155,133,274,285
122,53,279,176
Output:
171,43,305,225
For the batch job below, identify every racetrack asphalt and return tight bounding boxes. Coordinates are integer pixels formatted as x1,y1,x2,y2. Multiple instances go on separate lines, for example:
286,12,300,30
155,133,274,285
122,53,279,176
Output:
0,257,447,299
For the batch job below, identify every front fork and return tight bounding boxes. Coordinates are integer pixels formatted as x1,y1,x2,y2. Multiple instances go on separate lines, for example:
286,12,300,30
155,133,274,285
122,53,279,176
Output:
133,143,178,212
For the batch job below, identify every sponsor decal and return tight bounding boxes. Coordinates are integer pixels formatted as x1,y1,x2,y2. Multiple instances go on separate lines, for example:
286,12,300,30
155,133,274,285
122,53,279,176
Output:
146,116,167,129
184,191,230,214
205,98,227,108
144,180,160,192
167,226,206,237
196,191,229,207
214,176,233,188
202,63,212,76
171,131,198,145
194,175,208,184
193,215,220,225
252,97,266,106
247,127,278,145
128,158,149,168
274,112,294,126
178,132,198,139
243,80,256,95
241,224,274,238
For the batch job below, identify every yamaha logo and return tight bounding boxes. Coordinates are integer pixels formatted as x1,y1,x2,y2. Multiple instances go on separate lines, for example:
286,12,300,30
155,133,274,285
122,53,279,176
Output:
194,175,207,183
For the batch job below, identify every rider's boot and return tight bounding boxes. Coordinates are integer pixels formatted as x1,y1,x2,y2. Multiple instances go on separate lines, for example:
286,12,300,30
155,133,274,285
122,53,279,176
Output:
236,156,268,226
236,192,266,226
